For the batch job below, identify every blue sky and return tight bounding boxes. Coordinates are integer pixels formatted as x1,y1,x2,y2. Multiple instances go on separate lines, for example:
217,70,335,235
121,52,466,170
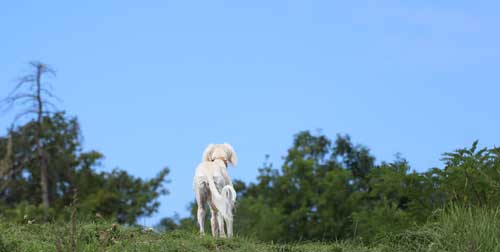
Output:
1,1,499,226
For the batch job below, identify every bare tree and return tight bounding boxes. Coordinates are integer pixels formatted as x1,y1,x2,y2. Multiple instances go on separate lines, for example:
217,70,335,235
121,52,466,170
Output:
1,61,59,218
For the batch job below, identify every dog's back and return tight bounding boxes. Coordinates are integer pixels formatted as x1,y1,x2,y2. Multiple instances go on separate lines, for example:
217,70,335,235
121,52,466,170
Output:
193,160,227,192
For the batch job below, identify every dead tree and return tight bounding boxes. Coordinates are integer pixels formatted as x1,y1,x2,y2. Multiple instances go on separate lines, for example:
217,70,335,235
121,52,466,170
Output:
1,61,58,218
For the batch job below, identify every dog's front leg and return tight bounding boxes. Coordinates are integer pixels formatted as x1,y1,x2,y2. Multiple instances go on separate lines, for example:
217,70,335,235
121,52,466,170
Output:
225,216,233,238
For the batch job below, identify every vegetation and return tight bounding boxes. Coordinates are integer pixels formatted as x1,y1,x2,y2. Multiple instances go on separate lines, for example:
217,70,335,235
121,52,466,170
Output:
2,62,58,217
0,63,170,224
0,206,498,252
163,131,500,244
0,112,170,224
2,62,500,250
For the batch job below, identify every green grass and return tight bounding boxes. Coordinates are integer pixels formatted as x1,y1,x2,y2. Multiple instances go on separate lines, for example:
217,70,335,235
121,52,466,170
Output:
382,206,500,252
0,221,374,252
1,206,499,252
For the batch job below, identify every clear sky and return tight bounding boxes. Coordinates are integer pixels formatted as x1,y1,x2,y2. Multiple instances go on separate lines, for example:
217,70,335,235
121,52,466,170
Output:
1,1,499,226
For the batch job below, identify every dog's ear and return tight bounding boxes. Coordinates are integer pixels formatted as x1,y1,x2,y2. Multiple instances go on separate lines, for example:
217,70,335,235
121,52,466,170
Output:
202,144,215,162
223,143,238,167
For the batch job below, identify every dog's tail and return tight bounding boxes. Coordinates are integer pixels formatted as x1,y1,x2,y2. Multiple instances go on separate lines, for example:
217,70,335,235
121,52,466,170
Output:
207,176,236,220
222,185,237,204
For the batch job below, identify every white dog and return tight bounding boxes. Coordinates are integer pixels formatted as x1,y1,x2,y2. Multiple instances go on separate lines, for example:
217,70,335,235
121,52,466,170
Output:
193,143,237,238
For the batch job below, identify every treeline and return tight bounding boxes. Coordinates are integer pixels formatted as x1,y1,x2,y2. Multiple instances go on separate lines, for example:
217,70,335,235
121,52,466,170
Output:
161,131,500,242
0,62,169,224
0,112,169,224
2,62,499,243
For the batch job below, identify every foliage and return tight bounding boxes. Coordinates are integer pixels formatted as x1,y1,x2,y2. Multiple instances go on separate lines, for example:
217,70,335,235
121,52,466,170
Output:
0,206,499,251
439,141,500,207
383,206,500,252
166,131,500,244
2,83,499,242
1,61,60,216
0,112,170,224
0,218,380,252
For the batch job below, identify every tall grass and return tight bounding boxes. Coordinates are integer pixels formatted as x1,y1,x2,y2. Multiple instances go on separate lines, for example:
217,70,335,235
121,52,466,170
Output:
0,206,498,252
384,206,500,252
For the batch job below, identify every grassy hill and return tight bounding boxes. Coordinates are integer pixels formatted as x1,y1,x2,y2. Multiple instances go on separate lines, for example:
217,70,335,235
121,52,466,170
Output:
1,206,499,252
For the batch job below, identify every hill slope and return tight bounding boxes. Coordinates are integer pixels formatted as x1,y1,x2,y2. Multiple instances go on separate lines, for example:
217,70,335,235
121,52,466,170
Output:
1,206,499,252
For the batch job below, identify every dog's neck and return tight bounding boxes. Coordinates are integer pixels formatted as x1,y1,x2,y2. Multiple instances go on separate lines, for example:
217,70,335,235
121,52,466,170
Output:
213,157,228,167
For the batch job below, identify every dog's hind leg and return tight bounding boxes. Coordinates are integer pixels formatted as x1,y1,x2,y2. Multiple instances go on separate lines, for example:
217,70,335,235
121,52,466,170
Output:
197,206,206,235
195,186,206,235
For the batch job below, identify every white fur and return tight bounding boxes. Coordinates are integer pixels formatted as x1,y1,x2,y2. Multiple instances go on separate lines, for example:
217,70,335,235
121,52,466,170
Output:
202,143,238,166
193,143,237,238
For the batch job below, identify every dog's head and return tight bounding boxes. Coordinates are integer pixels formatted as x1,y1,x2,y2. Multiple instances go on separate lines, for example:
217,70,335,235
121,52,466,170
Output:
202,143,238,167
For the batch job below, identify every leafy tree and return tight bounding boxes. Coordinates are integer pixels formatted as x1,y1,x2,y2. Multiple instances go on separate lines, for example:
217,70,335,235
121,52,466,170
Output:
176,131,376,241
166,131,500,243
0,112,170,224
333,134,375,180
0,132,13,193
1,62,58,217
76,166,170,224
439,141,500,207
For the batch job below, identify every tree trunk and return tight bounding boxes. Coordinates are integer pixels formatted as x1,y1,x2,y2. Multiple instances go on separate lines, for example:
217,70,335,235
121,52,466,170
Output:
35,64,50,218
